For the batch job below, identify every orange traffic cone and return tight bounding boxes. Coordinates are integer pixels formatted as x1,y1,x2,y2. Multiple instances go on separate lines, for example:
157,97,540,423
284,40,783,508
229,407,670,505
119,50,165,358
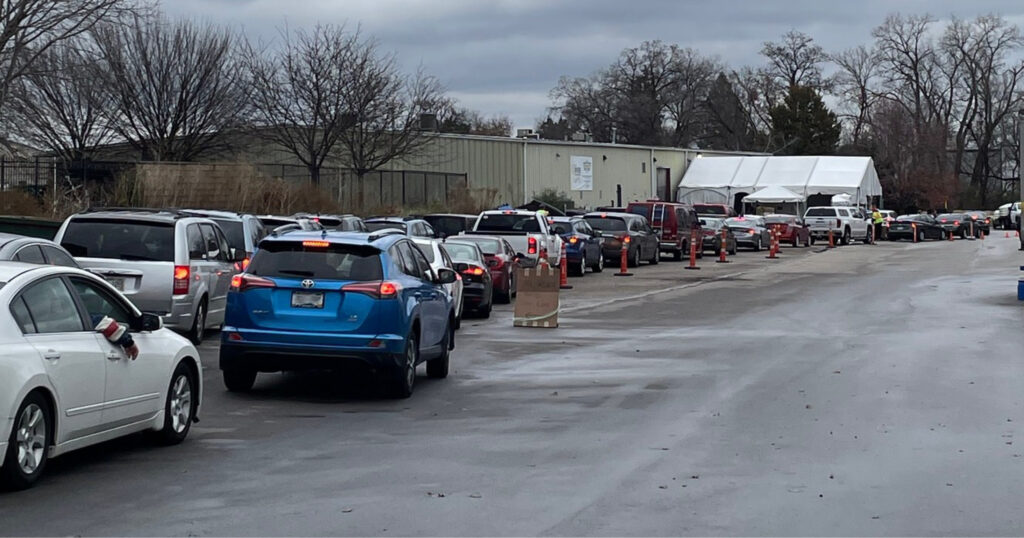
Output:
558,243,572,289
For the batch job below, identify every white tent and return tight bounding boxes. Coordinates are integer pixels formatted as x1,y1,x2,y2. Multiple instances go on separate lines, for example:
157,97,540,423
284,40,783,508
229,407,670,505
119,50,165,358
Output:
742,185,804,204
677,156,883,209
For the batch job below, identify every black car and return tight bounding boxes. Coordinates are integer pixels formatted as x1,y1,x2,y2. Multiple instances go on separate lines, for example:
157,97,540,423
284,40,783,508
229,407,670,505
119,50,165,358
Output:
964,211,991,236
549,216,604,276
935,213,976,239
442,240,494,318
582,212,660,267
423,214,478,238
699,217,738,256
888,215,946,241
364,217,437,238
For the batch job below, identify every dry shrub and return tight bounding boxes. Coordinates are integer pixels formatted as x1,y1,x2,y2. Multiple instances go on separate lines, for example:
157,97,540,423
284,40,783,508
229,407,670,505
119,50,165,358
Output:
0,190,46,217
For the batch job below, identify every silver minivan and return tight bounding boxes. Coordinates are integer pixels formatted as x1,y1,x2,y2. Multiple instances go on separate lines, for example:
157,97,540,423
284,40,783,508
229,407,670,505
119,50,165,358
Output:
54,208,244,343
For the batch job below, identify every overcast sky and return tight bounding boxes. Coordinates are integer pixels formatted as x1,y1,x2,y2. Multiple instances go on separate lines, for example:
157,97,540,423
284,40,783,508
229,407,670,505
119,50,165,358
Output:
163,0,1024,130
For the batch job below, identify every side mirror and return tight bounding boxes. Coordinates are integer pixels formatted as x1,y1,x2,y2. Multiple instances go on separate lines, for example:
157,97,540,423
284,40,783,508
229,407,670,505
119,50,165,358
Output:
230,248,247,262
436,267,457,284
140,312,163,332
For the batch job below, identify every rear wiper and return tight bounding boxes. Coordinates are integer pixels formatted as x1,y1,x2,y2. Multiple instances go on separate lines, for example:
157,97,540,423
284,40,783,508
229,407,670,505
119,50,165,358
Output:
278,269,315,277
120,254,160,261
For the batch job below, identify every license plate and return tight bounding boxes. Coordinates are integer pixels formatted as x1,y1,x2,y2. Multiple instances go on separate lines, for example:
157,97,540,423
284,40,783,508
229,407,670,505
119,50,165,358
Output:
291,291,324,308
106,277,125,291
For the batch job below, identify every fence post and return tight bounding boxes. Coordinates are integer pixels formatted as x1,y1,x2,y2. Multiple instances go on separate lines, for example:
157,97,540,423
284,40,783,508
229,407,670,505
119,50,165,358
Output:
445,174,450,205
401,170,406,204
1,156,6,194
33,156,39,194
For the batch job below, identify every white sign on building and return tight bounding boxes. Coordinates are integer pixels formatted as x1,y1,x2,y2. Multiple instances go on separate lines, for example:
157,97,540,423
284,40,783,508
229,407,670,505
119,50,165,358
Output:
570,155,593,191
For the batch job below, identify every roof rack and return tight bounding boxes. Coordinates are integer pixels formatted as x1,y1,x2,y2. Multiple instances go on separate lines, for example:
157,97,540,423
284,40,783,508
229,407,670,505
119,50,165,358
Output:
82,206,190,216
368,229,406,241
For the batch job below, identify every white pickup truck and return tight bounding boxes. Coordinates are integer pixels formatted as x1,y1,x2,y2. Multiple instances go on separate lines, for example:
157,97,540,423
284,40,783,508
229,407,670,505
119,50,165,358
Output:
803,206,871,245
464,209,563,267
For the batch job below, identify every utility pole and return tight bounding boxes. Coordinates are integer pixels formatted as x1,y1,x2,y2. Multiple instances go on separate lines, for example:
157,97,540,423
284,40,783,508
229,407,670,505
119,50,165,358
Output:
1018,110,1023,249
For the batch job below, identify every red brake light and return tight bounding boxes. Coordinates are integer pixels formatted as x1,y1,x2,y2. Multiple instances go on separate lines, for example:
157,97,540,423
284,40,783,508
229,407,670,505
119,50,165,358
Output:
954,220,960,225
342,280,402,299
600,213,607,218
303,240,330,248
173,265,190,295
569,236,579,244
230,274,275,292
623,235,631,243
527,236,537,255
941,219,947,222
379,282,398,297
462,266,485,276
748,228,757,235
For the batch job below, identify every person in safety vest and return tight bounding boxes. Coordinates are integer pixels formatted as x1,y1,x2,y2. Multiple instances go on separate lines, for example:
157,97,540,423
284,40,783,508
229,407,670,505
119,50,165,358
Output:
871,206,884,243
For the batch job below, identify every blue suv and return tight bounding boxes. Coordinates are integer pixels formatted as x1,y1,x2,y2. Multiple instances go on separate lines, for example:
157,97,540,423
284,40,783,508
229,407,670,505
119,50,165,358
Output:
219,230,458,398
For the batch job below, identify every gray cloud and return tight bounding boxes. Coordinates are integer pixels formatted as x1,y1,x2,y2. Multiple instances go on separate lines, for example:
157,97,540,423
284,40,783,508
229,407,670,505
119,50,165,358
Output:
164,0,1024,127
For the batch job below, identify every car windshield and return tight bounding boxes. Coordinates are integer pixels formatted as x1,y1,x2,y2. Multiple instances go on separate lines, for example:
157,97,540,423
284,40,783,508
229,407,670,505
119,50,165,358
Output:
584,217,626,232
248,241,382,281
366,221,406,232
455,237,500,254
213,219,245,250
627,205,651,218
805,208,837,217
61,219,175,261
443,242,483,263
694,204,727,215
474,214,540,232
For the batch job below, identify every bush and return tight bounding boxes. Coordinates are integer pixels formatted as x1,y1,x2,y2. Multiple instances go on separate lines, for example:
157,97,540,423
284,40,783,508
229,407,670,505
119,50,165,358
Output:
533,188,575,211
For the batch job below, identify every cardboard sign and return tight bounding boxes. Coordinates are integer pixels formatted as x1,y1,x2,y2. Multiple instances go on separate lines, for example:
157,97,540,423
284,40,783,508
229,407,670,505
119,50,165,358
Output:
513,265,559,328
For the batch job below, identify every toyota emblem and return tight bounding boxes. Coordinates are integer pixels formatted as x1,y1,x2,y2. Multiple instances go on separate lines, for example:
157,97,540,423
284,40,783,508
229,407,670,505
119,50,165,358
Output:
301,279,315,289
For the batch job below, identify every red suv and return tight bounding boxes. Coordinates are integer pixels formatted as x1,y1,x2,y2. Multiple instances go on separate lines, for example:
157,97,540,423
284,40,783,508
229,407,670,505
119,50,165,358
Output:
693,203,738,218
626,200,701,261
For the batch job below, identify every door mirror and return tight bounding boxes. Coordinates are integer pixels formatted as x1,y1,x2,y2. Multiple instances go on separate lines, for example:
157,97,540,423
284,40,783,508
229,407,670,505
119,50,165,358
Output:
140,312,163,332
436,267,457,284
230,248,247,262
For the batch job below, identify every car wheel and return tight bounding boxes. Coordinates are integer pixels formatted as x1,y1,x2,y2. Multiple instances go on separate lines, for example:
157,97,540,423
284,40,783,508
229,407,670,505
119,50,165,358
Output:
157,362,195,445
187,299,207,345
1,392,50,490
572,252,587,276
918,230,925,242
592,252,604,273
792,236,799,248
753,238,761,252
223,367,257,392
479,300,492,319
809,235,815,246
729,243,737,255
714,245,722,257
628,247,640,268
960,229,966,239
841,229,850,245
426,322,451,379
390,331,418,398
672,248,683,261
649,248,659,265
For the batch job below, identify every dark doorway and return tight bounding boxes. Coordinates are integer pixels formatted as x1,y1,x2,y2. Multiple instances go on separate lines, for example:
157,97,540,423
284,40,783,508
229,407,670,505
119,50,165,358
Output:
656,167,671,201
733,192,749,214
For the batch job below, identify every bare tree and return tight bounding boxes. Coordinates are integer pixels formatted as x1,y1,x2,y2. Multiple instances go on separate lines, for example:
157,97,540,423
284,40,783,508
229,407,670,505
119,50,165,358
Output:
0,0,139,122
830,45,880,148
663,48,720,147
93,15,248,161
761,30,829,90
6,38,115,161
244,24,358,184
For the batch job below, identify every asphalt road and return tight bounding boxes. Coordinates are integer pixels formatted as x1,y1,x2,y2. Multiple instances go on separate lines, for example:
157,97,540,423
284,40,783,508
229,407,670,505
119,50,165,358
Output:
2,235,1023,536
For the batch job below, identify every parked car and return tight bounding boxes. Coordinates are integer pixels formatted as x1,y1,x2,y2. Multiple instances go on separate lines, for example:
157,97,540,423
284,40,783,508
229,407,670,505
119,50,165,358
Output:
995,203,1012,229
466,210,563,267
442,240,494,318
183,209,266,270
964,210,991,236
549,216,604,276
364,217,437,238
626,200,700,261
935,213,976,239
693,203,737,218
290,213,368,232
724,215,772,251
0,263,201,489
448,235,518,302
221,230,457,398
763,214,811,247
888,214,946,241
802,206,871,245
583,212,659,267
55,208,245,344
255,215,324,233
698,218,737,256
422,214,477,239
0,233,79,267
412,238,464,329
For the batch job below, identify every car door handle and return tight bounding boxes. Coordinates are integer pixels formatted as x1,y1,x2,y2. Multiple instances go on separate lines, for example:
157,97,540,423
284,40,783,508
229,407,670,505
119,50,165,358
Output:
106,350,121,361
43,350,61,361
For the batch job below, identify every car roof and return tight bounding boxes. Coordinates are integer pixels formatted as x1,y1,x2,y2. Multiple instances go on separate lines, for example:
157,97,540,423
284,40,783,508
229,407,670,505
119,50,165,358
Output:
259,229,406,247
182,209,246,220
0,261,61,283
424,213,477,218
0,233,54,248
550,216,581,222
71,209,192,223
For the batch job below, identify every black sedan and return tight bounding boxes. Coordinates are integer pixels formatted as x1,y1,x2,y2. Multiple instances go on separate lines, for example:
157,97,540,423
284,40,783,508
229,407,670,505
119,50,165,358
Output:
964,211,991,236
442,240,494,318
583,212,660,267
699,218,738,256
888,215,946,241
935,213,975,239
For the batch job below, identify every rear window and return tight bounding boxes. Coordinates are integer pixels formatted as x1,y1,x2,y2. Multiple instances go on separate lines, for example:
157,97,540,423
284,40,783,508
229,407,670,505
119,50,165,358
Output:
366,221,405,232
936,214,962,221
627,205,651,218
764,215,795,224
61,219,175,262
805,208,837,217
897,215,927,222
456,237,500,254
426,216,472,237
475,214,540,232
584,217,626,232
694,204,726,215
443,242,483,263
700,218,724,230
213,219,245,250
248,242,382,281
550,222,573,235
258,218,295,228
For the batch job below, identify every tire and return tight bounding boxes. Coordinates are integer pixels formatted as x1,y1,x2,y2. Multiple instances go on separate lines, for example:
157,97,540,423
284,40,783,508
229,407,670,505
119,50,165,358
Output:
841,229,851,246
753,238,761,252
672,248,683,261
187,299,207,345
592,252,604,273
571,252,586,277
223,367,257,392
1,392,51,490
390,331,418,398
918,230,925,242
863,230,872,244
157,362,195,445
649,249,659,265
714,245,722,257
960,229,966,239
478,299,492,319
805,235,812,247
495,284,511,304
729,243,737,255
792,236,799,248
426,322,451,379
628,247,640,268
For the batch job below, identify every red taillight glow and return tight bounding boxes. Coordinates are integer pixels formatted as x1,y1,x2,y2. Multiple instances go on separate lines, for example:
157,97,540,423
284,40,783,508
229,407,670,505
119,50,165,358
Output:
233,257,252,272
527,236,537,255
622,235,631,243
342,280,402,299
230,274,275,292
748,228,757,235
941,219,948,223
462,266,485,276
568,236,579,244
227,332,243,341
173,265,190,295
302,240,330,248
954,220,960,225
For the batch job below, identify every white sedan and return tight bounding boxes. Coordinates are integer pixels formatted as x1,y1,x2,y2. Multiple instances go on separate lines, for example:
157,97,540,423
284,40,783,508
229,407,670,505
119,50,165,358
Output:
412,238,465,329
0,263,202,490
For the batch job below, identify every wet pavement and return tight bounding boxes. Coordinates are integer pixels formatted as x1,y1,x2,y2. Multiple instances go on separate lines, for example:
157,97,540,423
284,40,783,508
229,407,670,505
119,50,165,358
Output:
2,235,1022,536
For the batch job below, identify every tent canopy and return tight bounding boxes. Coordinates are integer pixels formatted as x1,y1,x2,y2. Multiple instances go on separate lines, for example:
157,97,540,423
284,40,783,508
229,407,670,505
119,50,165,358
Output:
742,185,804,204
677,156,882,207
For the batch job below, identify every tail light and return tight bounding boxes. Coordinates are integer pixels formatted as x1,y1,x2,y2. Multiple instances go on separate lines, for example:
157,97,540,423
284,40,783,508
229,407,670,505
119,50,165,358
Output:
230,274,275,292
527,236,537,255
342,280,402,299
173,265,190,295
568,236,579,244
954,220,960,225
233,257,251,272
462,266,486,276
302,240,330,248
941,219,948,223
836,218,842,227
748,228,757,235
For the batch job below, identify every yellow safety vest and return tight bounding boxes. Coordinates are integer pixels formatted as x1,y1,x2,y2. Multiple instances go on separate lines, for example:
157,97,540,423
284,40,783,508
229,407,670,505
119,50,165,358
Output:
872,211,883,224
